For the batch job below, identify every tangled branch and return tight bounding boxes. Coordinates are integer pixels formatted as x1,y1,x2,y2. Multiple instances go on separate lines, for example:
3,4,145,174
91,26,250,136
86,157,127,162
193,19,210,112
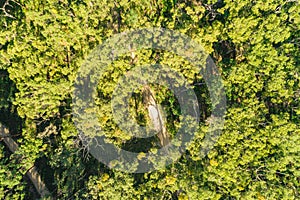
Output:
0,0,20,19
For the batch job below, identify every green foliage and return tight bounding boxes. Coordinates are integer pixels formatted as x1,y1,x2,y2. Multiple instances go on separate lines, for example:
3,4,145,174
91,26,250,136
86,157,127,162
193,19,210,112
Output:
0,0,299,199
0,143,26,199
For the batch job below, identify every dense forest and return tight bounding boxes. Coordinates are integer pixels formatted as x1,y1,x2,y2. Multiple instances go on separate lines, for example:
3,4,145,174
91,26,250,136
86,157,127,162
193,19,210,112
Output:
0,0,299,199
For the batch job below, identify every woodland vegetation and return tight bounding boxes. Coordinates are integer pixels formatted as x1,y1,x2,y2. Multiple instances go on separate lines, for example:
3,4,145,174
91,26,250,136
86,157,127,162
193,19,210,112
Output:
0,0,299,199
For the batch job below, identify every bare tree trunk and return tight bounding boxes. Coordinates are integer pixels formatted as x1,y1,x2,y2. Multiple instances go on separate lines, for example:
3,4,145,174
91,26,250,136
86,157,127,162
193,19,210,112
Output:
142,85,170,147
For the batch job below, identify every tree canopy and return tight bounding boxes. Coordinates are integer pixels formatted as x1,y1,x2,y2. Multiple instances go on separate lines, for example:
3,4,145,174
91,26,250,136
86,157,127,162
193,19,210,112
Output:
0,0,299,199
